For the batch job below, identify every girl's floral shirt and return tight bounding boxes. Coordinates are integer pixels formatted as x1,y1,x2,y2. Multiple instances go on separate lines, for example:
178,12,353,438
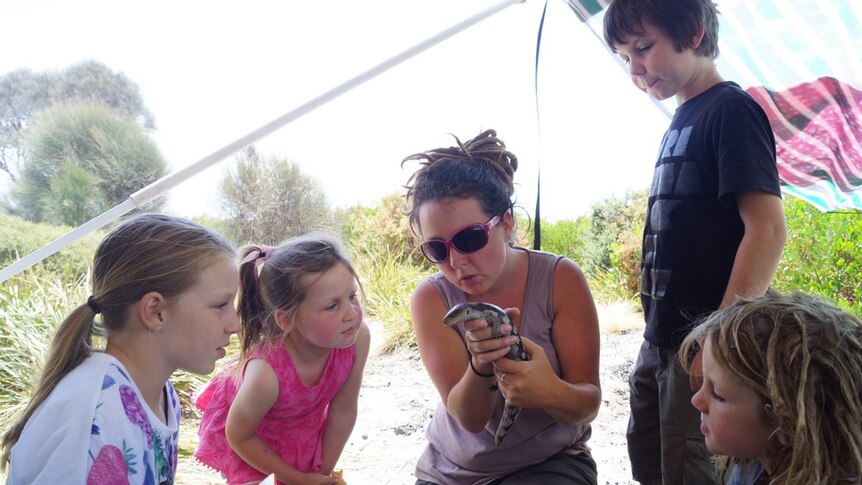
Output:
7,352,180,485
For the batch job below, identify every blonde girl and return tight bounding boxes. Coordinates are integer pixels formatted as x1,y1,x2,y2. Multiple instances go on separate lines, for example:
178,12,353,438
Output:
1,213,240,483
195,233,370,485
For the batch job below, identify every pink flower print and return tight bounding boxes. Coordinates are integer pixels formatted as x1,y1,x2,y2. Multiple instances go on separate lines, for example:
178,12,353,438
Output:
87,445,130,485
120,384,154,448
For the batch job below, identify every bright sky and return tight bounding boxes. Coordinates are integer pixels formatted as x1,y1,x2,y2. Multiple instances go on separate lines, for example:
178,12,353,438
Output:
0,0,670,222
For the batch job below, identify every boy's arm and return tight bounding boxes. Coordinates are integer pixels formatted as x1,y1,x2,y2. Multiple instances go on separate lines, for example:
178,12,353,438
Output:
319,322,371,474
720,190,787,309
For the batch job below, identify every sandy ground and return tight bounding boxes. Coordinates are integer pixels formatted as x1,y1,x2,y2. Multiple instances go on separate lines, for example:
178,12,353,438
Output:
177,307,643,485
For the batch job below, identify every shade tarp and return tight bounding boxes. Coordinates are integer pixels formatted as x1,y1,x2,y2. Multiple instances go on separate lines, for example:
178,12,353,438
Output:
564,0,862,211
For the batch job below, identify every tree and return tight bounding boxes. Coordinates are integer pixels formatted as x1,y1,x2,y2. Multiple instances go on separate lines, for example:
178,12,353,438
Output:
0,69,54,180
0,60,154,181
219,147,333,244
586,189,648,297
12,102,167,225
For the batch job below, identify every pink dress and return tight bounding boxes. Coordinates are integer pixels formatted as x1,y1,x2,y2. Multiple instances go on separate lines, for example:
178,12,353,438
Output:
195,340,356,484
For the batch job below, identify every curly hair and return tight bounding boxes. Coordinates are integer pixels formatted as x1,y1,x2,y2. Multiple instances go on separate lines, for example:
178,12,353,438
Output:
680,291,862,483
401,129,518,236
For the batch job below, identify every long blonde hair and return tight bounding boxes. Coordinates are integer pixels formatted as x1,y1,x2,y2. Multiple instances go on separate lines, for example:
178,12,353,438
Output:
1,213,234,468
680,291,862,484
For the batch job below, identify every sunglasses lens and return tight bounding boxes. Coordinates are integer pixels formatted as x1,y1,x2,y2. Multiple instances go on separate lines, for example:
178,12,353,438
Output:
420,241,448,263
451,225,489,253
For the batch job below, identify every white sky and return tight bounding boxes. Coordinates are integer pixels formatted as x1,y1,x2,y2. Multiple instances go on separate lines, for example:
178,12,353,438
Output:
0,0,670,222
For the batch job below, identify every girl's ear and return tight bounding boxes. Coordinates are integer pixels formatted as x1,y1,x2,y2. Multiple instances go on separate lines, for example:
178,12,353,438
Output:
274,308,294,333
138,291,167,332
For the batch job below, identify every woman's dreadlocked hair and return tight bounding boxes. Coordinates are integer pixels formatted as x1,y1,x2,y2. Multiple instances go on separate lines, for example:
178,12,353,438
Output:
680,291,862,484
401,129,518,237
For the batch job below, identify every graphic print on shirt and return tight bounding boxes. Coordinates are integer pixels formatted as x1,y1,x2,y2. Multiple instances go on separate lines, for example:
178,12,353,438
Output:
85,365,177,485
641,124,698,301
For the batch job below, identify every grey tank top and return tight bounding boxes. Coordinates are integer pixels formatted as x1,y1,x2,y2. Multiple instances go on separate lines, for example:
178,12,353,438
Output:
414,249,593,485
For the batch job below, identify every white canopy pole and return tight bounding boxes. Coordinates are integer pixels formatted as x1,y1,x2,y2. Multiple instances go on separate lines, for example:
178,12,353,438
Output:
1,0,526,284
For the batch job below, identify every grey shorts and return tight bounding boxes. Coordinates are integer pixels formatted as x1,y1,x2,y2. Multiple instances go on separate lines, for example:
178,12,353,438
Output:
626,340,719,485
415,451,597,485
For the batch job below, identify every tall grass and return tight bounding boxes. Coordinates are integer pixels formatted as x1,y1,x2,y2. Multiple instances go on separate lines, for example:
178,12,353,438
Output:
0,272,89,428
350,244,434,353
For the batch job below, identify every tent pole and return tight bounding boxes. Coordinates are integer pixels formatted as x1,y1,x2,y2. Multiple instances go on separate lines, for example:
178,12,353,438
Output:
0,0,526,284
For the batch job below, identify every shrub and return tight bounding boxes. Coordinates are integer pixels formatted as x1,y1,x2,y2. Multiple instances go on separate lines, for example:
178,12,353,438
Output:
773,196,861,314
339,193,420,265
581,189,647,302
529,217,591,266
0,213,101,279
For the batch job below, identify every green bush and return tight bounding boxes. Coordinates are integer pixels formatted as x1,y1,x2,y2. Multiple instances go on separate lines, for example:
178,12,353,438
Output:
0,213,101,279
530,217,591,266
573,189,647,302
773,196,861,314
339,193,421,265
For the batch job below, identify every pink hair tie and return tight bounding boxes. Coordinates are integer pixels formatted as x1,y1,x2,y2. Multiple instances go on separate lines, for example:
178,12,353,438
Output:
240,250,262,265
240,245,275,266
259,245,275,257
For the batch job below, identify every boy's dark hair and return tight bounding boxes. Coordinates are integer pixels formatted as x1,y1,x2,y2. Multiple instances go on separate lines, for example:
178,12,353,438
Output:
603,0,720,59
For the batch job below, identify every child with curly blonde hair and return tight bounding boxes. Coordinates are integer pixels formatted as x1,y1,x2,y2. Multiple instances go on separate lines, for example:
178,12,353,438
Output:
680,291,862,484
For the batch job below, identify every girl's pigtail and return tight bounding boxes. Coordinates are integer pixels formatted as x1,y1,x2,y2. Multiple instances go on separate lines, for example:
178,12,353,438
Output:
236,246,269,363
1,304,97,469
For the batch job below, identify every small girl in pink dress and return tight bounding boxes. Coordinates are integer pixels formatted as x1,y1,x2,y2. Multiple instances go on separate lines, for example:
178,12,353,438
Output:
195,233,370,485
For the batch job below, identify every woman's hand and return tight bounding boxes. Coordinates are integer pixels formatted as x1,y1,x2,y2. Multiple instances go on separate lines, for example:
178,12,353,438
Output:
492,337,557,408
462,307,521,375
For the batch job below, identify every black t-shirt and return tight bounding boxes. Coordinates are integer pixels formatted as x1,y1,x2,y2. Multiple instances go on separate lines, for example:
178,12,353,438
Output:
641,81,781,349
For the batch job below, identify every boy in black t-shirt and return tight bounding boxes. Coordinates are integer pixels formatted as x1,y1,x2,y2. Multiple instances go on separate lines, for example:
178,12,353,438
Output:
603,0,787,483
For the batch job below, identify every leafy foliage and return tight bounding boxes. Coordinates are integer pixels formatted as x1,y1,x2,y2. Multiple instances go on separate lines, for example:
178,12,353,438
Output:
12,102,167,224
585,189,647,278
538,189,647,302
0,213,101,278
219,147,334,245
41,162,108,227
0,61,154,181
773,196,862,313
339,193,420,265
531,217,591,267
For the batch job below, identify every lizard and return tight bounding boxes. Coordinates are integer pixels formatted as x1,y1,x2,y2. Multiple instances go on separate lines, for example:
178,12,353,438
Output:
442,301,529,446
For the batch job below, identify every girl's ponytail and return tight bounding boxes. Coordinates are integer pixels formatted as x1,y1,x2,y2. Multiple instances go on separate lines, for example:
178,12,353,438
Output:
236,246,272,363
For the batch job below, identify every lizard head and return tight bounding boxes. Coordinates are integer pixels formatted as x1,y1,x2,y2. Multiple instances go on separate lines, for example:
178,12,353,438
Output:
442,301,509,327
